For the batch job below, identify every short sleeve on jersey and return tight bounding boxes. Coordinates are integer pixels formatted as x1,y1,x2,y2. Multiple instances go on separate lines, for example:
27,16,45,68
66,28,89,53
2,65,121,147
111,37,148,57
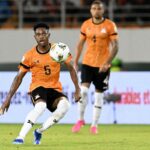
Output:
108,22,118,40
80,22,87,39
18,52,31,72
80,21,86,35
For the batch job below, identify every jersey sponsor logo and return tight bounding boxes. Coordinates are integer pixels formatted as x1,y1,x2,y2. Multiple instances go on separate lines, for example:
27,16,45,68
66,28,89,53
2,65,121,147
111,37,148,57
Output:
33,60,40,64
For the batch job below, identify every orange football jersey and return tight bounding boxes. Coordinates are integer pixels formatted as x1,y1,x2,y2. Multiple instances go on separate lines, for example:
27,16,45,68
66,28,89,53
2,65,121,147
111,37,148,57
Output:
19,43,72,92
80,18,118,67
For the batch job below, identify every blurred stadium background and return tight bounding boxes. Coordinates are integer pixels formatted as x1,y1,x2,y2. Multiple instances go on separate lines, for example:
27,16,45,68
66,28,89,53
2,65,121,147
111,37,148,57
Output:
0,0,150,125
0,0,150,70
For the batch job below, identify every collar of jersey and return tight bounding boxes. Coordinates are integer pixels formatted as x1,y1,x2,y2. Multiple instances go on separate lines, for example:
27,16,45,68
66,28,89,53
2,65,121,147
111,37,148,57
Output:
92,18,105,25
36,43,51,54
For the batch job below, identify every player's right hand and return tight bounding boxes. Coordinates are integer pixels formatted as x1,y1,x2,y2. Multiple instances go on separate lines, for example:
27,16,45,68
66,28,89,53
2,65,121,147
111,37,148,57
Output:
99,63,111,72
0,100,10,115
74,88,81,103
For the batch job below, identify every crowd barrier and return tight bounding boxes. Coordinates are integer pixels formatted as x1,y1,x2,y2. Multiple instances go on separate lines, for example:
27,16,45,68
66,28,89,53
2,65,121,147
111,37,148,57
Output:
0,71,150,124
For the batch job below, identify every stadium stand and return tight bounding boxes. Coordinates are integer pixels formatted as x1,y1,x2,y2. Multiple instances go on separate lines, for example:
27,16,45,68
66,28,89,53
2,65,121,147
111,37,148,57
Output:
0,0,150,28
0,0,150,71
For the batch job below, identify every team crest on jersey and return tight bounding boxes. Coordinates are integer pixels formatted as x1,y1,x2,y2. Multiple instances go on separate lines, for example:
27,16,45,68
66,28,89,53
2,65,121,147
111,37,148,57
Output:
101,28,107,33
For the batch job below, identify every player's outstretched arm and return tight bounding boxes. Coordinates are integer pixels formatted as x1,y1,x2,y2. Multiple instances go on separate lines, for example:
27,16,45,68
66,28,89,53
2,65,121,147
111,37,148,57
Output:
65,62,81,102
0,70,26,115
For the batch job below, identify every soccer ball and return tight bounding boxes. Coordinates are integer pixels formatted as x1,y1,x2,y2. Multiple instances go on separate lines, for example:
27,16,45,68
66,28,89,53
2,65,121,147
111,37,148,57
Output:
50,42,70,63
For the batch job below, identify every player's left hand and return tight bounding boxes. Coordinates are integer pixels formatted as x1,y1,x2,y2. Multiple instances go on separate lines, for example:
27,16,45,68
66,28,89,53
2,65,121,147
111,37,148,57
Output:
99,63,111,72
74,89,81,102
0,100,10,115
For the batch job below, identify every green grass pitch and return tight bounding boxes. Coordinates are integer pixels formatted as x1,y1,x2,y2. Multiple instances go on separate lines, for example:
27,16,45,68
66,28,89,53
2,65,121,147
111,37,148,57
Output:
0,124,150,150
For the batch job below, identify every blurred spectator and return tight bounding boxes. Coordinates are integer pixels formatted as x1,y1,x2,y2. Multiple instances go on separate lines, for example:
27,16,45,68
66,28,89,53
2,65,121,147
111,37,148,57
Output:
1,0,150,28
80,0,109,7
78,0,109,23
133,0,149,25
114,0,150,25
23,0,41,24
41,0,78,27
80,0,92,5
65,0,78,27
77,0,90,23
0,0,18,28
41,0,61,26
114,0,136,24
0,0,12,27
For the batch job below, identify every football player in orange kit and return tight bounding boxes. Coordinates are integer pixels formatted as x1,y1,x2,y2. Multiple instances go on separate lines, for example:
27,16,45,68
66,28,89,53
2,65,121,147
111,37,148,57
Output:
0,23,81,144
72,0,119,134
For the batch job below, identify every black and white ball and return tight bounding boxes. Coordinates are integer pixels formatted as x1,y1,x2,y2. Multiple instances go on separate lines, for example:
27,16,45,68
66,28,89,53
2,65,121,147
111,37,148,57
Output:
50,42,70,63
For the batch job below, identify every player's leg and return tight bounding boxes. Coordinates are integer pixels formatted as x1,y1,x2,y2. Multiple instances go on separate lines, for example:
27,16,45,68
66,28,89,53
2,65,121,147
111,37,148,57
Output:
34,97,70,145
13,87,47,144
90,69,110,134
72,64,92,133
72,84,89,132
78,84,89,121
34,89,69,144
36,97,70,134
13,100,46,144
90,91,104,134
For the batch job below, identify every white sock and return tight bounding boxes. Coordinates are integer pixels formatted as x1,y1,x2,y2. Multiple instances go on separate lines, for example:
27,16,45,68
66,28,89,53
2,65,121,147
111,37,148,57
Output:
78,86,88,120
91,92,104,127
37,98,70,133
17,101,46,140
